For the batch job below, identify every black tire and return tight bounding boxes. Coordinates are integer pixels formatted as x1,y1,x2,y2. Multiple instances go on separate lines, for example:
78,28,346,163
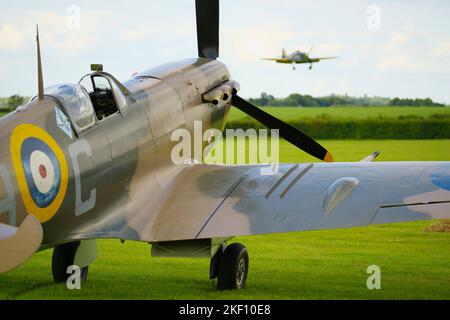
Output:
217,243,249,290
52,241,88,283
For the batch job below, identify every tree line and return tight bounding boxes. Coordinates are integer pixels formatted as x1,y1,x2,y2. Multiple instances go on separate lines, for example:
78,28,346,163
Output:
0,93,447,112
0,95,27,111
248,92,446,107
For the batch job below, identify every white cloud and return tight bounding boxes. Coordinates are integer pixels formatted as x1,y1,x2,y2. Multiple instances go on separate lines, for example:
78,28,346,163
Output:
433,41,450,57
310,80,329,96
377,18,417,71
121,26,161,42
46,33,93,56
222,24,295,62
0,24,27,50
340,43,370,67
0,9,112,56
169,23,195,36
25,10,108,56
377,18,450,72
26,11,67,28
310,43,342,56
340,78,349,95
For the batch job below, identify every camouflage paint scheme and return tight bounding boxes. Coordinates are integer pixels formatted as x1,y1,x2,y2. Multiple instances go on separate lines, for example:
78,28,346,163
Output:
0,57,450,273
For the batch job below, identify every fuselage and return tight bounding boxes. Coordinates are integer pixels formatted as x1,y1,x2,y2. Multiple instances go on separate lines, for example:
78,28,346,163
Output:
270,51,318,64
0,58,231,246
287,51,308,62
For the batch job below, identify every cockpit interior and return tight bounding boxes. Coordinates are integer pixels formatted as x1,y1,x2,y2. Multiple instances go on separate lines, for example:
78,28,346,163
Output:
79,75,120,121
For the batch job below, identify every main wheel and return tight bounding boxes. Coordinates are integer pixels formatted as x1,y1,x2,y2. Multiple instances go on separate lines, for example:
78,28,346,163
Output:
217,243,249,290
52,241,88,283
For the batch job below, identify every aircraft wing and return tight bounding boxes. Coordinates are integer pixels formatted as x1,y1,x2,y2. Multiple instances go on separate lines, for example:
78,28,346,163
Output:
262,58,292,63
139,162,450,242
309,56,338,62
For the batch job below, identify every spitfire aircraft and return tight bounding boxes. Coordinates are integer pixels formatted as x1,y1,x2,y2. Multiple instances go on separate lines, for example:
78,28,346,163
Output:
263,47,338,70
0,0,449,291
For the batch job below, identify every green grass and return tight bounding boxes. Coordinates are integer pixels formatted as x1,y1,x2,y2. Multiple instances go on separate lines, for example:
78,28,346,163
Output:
1,139,449,299
228,106,450,122
1,221,449,300
205,139,450,164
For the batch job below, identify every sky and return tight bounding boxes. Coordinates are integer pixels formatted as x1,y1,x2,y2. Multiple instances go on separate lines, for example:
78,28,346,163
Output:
1,0,450,103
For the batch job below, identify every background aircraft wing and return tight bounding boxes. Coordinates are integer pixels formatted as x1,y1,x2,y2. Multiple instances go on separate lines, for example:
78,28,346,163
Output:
141,162,450,241
310,56,338,62
262,58,292,63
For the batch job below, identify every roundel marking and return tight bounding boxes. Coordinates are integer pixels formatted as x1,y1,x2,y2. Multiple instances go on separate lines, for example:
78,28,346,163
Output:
10,124,68,223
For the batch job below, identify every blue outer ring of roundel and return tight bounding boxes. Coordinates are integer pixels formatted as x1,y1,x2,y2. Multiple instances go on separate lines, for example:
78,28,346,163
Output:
21,137,62,208
431,173,450,191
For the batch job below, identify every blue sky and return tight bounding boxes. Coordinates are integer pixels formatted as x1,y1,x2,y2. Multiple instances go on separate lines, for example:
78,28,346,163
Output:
1,0,450,103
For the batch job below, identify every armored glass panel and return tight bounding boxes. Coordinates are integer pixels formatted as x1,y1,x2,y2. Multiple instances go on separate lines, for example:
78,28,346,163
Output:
109,80,128,113
79,75,95,94
45,84,96,131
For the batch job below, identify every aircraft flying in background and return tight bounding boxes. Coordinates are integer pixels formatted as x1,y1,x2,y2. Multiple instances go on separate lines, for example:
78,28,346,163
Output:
0,0,449,291
263,47,338,70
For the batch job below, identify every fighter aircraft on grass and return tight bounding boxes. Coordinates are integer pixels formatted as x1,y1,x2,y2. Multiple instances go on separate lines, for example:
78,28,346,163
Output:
0,0,449,290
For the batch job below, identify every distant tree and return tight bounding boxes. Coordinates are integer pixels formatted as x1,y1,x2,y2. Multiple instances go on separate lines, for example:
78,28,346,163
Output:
260,92,274,106
248,93,445,107
7,95,25,111
248,92,275,106
389,97,444,107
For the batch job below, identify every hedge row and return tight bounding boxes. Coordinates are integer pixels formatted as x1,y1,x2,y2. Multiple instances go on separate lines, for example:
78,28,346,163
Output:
225,119,450,139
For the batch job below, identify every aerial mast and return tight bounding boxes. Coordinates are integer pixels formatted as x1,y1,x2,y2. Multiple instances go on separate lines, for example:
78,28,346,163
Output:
36,25,44,100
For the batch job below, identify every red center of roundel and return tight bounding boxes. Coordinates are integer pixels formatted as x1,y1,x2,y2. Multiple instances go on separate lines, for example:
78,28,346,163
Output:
39,164,47,179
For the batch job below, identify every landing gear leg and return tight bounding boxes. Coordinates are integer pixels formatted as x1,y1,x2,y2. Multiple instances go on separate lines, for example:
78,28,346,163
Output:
210,244,223,280
215,243,249,290
292,62,296,71
309,64,313,70
52,240,97,283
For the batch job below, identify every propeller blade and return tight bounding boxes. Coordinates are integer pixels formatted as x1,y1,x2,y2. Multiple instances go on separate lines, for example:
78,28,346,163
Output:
195,0,219,59
231,95,333,162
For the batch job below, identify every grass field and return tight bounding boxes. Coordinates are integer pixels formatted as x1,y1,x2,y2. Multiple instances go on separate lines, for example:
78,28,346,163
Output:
205,139,450,163
228,106,450,122
1,139,449,300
